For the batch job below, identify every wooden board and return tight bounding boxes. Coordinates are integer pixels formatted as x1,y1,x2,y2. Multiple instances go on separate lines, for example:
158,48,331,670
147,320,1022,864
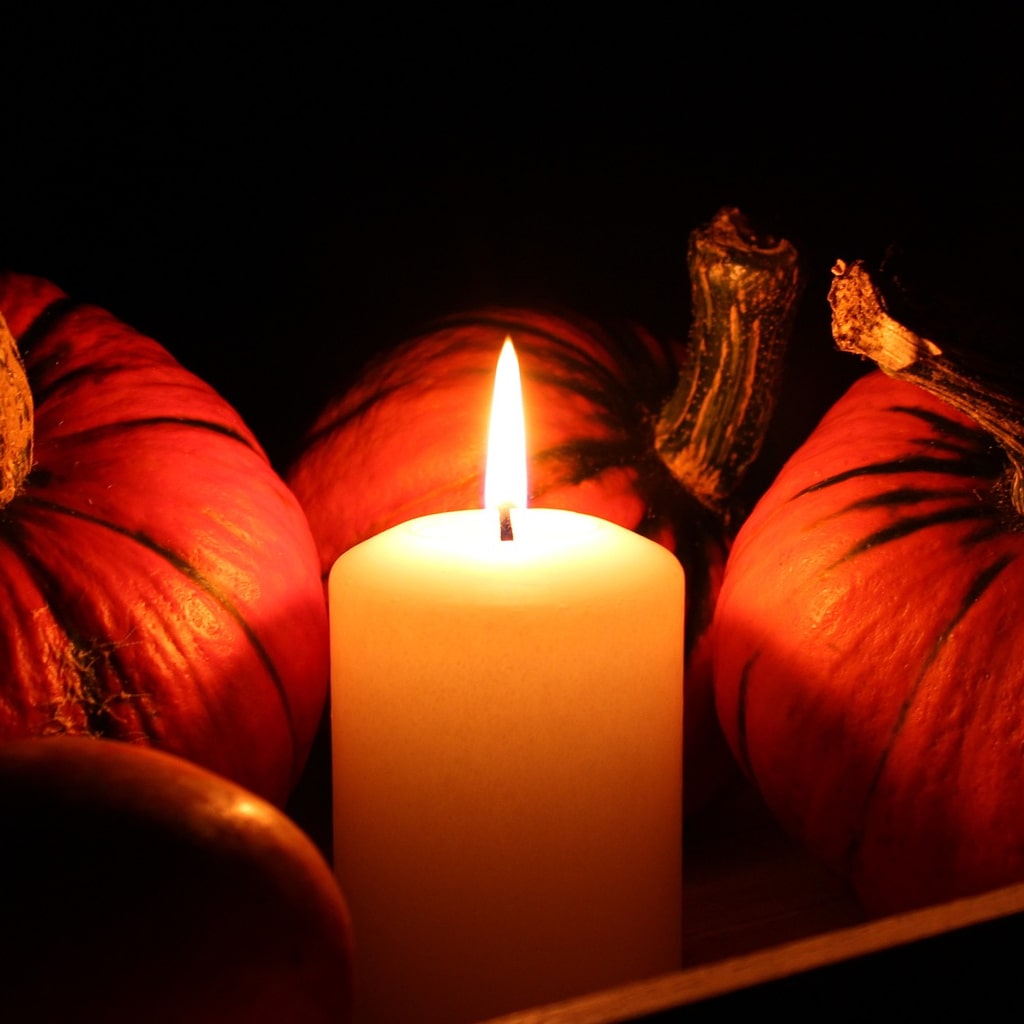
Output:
479,777,1024,1022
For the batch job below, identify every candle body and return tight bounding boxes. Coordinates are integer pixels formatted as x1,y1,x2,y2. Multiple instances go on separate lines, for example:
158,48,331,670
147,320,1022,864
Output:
329,508,684,1024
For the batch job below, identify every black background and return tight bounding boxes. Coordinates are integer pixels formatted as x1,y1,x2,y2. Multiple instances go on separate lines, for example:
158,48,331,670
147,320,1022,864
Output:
4,13,1020,481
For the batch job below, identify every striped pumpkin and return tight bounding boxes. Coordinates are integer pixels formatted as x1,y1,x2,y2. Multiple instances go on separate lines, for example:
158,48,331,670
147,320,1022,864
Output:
0,273,328,807
712,367,1024,914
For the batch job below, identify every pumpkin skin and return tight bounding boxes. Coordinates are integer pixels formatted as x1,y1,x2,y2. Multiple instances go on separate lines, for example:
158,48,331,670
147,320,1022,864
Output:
0,273,328,807
0,736,354,1024
711,368,1024,914
286,308,734,815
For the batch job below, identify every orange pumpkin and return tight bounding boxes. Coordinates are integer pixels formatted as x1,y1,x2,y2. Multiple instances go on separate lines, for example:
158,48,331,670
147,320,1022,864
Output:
0,273,328,806
712,261,1024,913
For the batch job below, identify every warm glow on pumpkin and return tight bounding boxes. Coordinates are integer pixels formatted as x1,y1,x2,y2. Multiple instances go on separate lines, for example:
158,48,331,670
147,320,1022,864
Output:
484,337,528,511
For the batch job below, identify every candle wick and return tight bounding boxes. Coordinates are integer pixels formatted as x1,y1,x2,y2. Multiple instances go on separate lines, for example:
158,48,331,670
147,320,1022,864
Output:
499,504,514,542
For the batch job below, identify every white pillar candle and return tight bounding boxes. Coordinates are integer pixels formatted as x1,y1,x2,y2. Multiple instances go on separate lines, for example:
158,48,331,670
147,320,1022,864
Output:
329,342,684,1024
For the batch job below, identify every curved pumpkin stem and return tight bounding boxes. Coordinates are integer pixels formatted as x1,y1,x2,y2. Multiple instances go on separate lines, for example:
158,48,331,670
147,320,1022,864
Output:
0,311,33,506
829,260,1024,515
655,207,803,519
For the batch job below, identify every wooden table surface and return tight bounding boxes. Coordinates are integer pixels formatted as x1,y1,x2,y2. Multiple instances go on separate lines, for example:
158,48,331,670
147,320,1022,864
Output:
480,777,1024,1021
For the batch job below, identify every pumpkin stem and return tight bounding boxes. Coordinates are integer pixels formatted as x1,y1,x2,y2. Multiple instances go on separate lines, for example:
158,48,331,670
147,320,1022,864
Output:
654,206,803,518
0,311,33,506
829,259,1024,515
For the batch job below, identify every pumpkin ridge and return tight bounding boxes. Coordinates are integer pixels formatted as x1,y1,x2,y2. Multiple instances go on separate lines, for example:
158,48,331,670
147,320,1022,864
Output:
829,504,997,567
0,517,161,742
524,363,638,422
961,519,1015,545
440,312,672,406
525,340,673,422
439,311,661,371
295,386,410,453
519,342,663,410
795,453,997,500
888,404,989,446
734,653,758,779
845,553,1015,876
837,485,980,512
11,495,301,757
6,296,77,360
293,360,495,455
36,415,261,451
12,299,260,454
531,438,647,487
436,314,615,376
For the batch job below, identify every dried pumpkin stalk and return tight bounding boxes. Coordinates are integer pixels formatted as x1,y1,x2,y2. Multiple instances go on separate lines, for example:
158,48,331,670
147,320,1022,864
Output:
0,311,33,505
655,206,803,519
829,258,1024,514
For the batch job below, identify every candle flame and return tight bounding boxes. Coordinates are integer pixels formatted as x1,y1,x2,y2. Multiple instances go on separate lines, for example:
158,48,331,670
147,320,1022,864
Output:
484,338,528,511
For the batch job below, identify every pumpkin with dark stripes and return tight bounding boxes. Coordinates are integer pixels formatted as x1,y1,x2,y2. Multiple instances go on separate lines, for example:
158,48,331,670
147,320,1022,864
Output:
712,265,1024,914
286,208,803,818
0,272,328,807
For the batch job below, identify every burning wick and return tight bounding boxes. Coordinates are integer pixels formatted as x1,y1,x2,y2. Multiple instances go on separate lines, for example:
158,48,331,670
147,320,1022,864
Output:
499,503,514,542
